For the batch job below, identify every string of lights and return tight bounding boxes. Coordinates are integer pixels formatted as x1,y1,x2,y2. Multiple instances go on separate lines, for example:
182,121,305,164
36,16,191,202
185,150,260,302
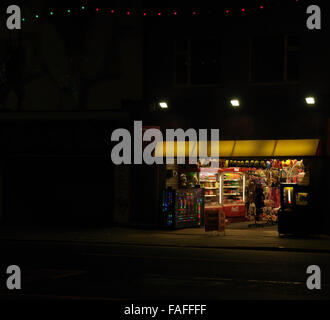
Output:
20,0,305,22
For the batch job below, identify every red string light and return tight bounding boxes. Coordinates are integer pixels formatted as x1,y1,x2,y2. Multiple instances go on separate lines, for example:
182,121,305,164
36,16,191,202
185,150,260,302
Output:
25,5,296,19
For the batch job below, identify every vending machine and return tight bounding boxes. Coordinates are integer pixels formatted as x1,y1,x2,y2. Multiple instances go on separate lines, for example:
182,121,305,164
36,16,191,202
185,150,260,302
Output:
161,187,204,229
219,170,247,220
278,183,311,235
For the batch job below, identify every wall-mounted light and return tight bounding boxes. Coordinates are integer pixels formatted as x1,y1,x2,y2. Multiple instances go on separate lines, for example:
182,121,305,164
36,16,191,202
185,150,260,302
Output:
230,99,240,107
159,102,168,109
305,96,315,105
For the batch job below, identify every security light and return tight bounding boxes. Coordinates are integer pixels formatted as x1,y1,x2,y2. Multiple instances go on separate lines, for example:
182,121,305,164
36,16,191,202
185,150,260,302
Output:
159,102,168,109
230,99,240,107
305,97,315,105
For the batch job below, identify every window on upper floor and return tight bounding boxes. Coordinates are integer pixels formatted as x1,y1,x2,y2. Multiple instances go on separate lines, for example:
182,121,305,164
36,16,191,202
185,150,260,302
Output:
286,36,301,82
174,37,222,86
249,35,300,83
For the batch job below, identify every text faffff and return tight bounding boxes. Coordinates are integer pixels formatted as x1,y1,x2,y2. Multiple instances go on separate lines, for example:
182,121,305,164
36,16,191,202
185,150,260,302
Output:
110,121,220,165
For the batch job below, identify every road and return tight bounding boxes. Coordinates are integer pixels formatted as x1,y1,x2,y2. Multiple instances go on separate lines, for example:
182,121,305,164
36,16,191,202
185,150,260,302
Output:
0,241,329,300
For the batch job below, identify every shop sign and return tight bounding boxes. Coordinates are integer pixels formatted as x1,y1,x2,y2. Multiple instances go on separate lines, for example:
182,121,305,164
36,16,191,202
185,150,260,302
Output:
204,206,225,234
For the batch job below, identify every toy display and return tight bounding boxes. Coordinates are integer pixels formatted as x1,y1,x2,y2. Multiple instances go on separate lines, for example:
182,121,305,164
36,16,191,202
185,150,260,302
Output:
164,158,308,228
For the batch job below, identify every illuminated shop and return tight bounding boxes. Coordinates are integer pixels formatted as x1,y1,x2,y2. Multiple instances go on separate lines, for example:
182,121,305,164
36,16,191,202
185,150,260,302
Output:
158,139,320,232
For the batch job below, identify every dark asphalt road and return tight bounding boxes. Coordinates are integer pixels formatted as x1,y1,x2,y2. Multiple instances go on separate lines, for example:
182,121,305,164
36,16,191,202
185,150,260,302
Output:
0,241,329,300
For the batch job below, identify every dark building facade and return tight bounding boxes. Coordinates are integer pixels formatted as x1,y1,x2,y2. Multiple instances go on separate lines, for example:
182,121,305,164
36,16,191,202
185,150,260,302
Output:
0,1,329,233
133,1,330,232
0,1,144,227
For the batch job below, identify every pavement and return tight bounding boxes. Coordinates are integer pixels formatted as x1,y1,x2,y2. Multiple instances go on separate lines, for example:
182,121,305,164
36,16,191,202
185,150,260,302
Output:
1,222,330,253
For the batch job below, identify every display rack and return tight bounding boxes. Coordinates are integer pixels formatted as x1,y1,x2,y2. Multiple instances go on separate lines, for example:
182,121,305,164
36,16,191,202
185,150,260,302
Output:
220,172,245,204
199,169,220,206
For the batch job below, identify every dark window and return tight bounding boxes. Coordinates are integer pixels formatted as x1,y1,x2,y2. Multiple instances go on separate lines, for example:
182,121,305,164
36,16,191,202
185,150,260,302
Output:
175,37,222,85
250,35,300,83
191,37,222,85
287,36,300,81
251,36,284,82
175,53,189,85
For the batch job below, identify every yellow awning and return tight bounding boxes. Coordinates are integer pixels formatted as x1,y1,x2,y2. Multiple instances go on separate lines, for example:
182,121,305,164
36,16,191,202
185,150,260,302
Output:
154,139,320,158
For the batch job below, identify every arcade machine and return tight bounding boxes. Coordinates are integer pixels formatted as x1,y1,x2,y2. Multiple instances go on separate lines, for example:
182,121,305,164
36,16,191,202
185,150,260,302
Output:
278,183,311,235
161,187,204,229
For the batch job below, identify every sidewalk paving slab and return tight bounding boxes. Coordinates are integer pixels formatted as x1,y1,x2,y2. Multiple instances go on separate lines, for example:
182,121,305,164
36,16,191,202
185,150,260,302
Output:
1,226,330,253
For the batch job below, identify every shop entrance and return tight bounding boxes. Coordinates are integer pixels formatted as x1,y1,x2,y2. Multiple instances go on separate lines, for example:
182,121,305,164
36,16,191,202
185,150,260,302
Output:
166,158,309,230
159,139,320,232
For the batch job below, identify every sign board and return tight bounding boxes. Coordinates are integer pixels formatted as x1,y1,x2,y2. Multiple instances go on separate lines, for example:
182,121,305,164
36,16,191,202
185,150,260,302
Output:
204,206,226,234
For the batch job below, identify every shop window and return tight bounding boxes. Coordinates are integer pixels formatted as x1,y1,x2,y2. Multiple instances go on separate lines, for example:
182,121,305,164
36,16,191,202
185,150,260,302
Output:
174,37,222,86
250,35,300,83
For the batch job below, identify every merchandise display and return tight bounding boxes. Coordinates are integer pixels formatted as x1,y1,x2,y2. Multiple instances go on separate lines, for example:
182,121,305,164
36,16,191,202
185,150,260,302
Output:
199,168,219,207
220,172,245,204
161,187,203,229
163,157,309,229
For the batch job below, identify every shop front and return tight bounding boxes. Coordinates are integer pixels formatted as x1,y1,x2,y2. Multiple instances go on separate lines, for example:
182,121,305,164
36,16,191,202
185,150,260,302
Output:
157,139,321,234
